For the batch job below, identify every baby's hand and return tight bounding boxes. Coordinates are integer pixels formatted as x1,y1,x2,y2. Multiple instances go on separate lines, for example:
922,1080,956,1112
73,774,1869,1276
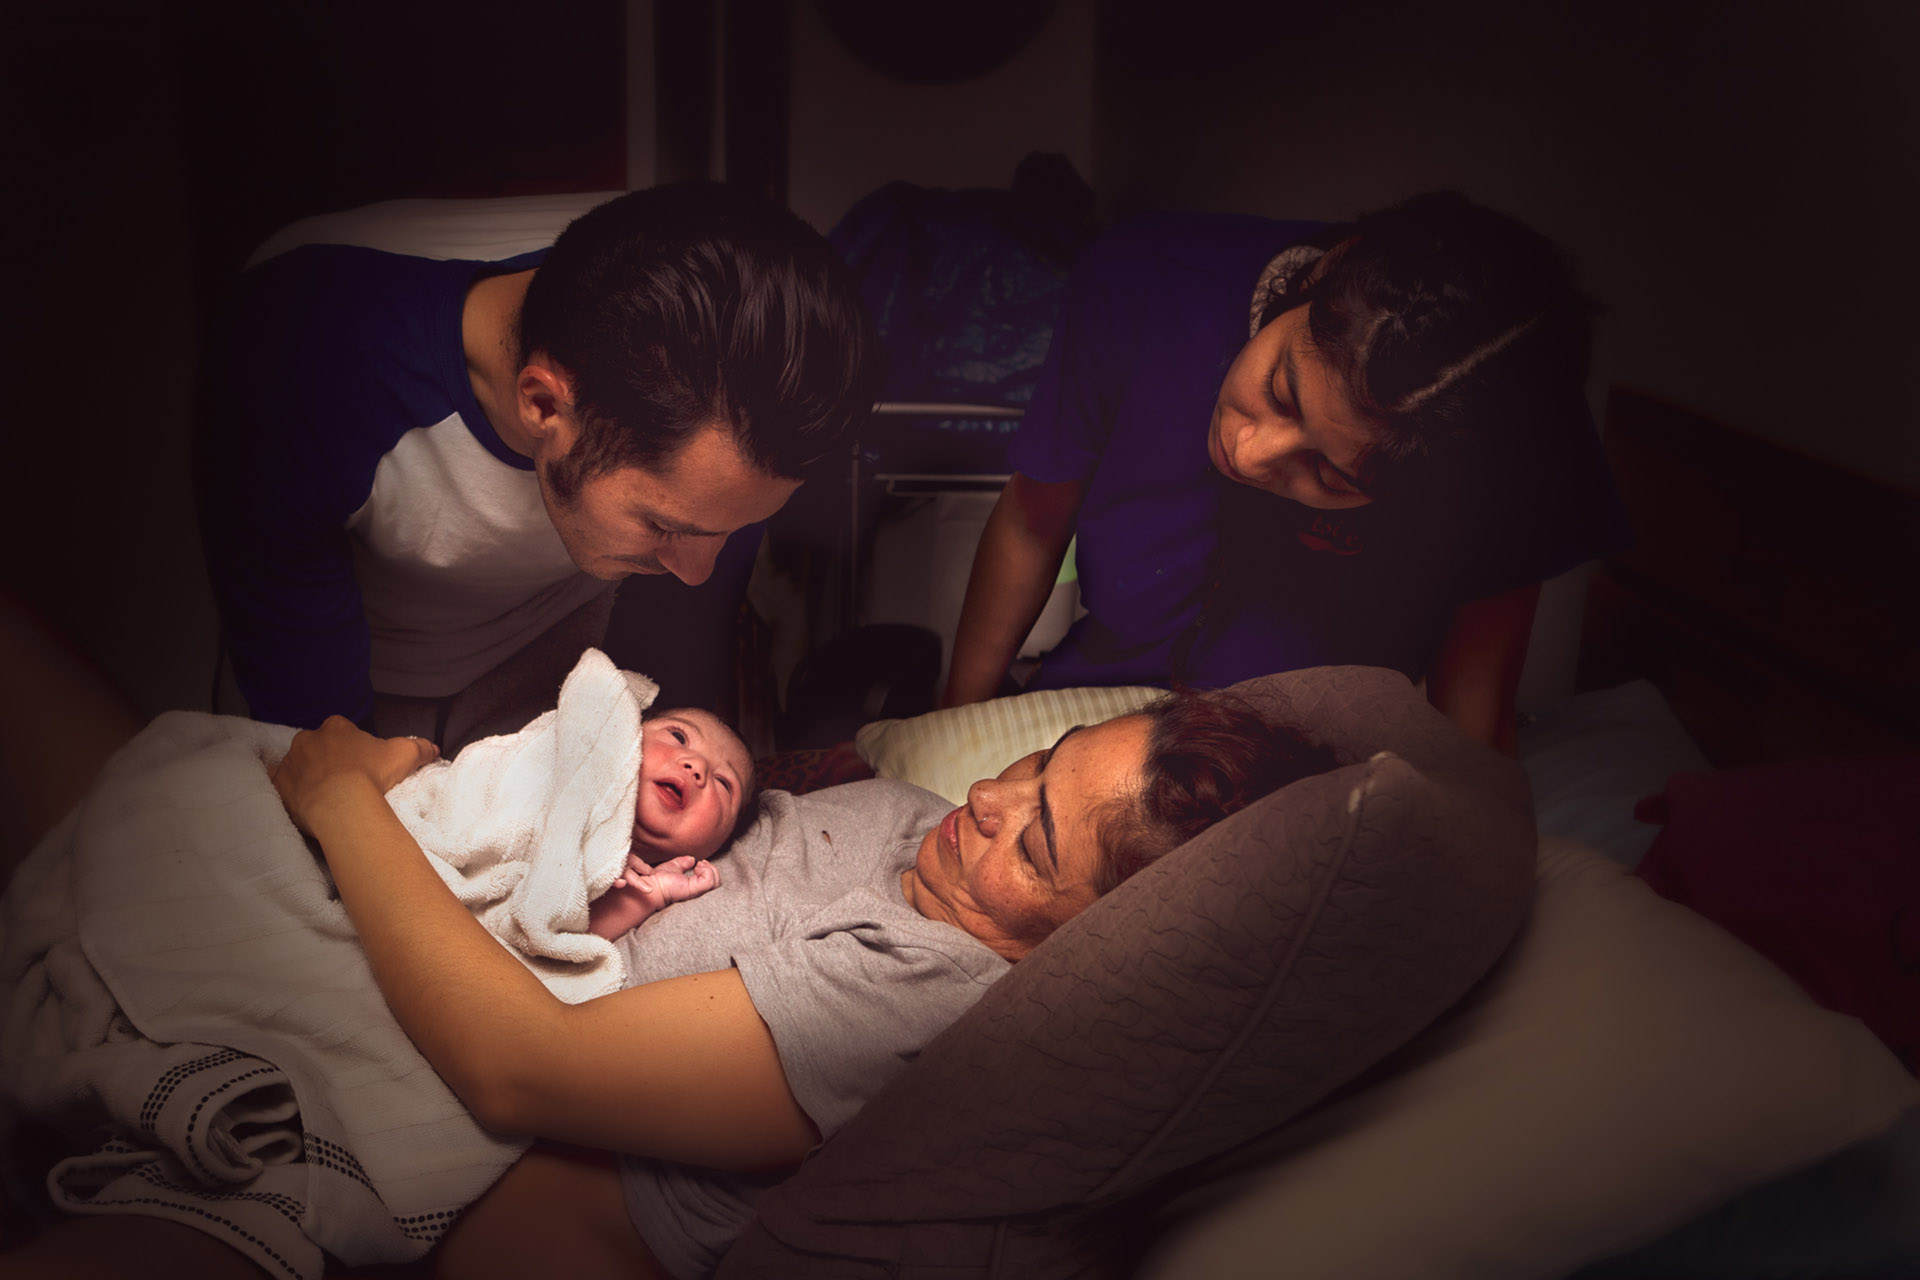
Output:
621,854,720,899
587,854,721,940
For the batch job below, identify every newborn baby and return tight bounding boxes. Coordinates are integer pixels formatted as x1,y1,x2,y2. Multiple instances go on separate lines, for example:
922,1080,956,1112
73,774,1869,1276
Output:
588,707,755,941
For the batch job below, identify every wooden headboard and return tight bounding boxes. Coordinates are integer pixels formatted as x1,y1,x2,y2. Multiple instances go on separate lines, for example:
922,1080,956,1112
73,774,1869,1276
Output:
1579,387,1920,766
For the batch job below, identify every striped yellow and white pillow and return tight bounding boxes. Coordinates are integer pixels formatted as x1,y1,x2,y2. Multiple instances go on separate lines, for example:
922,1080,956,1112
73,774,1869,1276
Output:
854,686,1164,806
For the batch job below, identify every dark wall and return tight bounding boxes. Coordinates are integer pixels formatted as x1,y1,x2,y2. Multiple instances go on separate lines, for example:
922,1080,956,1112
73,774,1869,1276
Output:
174,0,625,314
1094,0,1920,492
2,2,625,716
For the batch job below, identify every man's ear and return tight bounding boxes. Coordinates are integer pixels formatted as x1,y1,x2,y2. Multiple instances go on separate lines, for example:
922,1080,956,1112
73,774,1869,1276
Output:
517,356,579,457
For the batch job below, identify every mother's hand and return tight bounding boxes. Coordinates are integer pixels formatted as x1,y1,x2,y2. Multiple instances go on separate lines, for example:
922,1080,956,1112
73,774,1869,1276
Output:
271,716,439,836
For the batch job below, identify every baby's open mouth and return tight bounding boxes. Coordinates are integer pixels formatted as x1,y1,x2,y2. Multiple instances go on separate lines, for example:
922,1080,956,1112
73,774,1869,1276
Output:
655,778,684,808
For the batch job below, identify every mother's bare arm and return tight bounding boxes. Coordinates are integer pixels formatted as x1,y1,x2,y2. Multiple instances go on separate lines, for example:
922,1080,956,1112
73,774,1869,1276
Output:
273,718,819,1171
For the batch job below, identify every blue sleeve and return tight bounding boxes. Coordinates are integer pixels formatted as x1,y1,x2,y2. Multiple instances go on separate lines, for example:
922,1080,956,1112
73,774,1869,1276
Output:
1004,233,1132,485
196,246,478,729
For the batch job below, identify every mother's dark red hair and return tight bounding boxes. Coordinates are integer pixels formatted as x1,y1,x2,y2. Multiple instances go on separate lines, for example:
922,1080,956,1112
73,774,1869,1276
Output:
1092,690,1337,894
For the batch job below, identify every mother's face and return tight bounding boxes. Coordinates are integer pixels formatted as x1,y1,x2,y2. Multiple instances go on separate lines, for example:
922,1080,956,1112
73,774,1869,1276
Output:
899,715,1151,962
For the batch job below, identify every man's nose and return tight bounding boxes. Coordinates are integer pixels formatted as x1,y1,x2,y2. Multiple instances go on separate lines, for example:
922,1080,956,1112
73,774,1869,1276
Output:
660,535,726,587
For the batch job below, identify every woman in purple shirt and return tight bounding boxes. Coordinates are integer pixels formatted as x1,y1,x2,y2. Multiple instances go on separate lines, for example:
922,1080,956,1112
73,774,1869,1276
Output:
943,193,1628,754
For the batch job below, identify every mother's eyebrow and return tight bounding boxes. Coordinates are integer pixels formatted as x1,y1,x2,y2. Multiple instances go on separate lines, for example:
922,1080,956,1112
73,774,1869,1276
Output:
1037,723,1086,875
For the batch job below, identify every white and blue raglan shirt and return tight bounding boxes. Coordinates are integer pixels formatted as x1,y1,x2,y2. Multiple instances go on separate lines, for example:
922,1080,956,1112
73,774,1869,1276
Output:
199,243,611,729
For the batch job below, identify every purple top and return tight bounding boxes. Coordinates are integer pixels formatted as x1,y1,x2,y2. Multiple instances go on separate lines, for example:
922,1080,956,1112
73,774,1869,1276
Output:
1010,212,1630,690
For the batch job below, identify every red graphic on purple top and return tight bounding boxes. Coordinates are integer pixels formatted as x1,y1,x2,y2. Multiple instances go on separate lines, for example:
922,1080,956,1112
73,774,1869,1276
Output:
1296,513,1365,556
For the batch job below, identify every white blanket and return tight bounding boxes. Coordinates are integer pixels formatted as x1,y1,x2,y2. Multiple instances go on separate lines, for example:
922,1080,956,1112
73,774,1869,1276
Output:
390,649,656,1002
0,650,653,1277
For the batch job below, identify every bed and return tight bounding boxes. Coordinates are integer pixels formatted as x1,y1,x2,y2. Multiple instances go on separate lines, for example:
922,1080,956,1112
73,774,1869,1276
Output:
738,387,1920,1279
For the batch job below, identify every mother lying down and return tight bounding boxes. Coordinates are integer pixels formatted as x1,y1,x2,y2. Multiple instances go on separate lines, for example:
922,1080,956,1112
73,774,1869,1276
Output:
0,635,1334,1280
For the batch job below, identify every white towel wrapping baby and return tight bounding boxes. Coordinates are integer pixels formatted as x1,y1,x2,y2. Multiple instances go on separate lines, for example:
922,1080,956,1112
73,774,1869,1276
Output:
387,647,654,1002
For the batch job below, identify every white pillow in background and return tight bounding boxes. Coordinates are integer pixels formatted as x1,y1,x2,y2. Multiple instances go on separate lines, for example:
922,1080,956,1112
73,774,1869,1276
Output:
247,191,620,267
1141,837,1920,1280
854,685,1164,806
1519,680,1709,867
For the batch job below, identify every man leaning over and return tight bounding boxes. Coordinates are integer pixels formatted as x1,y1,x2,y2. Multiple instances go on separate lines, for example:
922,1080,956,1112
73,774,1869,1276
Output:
197,183,876,747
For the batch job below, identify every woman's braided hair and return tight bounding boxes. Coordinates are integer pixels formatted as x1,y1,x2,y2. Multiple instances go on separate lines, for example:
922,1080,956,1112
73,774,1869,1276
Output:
1259,191,1600,499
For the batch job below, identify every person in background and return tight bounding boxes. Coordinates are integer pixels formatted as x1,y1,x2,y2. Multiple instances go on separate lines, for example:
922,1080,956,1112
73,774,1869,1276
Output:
943,191,1629,754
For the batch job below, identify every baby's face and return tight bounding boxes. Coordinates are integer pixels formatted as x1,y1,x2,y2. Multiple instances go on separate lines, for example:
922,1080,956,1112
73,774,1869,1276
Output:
634,709,753,862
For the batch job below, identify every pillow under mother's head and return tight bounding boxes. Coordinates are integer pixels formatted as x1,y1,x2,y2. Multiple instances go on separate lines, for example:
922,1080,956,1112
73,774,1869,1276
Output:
723,665,1535,1278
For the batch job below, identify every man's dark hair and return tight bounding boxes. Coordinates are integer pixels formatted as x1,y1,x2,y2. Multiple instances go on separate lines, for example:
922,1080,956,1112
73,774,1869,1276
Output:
520,182,880,496
1092,690,1339,894
1258,190,1600,498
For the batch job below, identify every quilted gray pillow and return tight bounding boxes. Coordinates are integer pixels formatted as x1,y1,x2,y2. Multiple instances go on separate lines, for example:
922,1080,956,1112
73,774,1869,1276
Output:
716,666,1536,1279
